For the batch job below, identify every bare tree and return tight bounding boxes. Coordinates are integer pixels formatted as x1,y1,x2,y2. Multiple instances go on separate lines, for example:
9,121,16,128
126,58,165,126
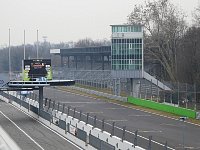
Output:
128,0,187,82
74,38,110,48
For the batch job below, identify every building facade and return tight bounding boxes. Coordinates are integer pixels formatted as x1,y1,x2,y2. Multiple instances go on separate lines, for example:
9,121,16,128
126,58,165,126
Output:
111,24,143,78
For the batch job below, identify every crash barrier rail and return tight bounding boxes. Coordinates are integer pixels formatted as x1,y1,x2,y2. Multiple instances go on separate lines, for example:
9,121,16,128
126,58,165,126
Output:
128,96,197,119
0,91,147,150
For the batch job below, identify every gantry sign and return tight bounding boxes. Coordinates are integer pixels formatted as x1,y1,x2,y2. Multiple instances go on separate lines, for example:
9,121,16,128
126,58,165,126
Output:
1,59,75,115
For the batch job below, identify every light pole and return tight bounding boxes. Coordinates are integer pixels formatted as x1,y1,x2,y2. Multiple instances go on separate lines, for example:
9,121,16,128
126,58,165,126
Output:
8,28,11,80
179,116,187,149
36,29,39,59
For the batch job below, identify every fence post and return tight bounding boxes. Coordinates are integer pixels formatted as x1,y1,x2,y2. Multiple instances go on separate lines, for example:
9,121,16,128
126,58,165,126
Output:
148,136,152,150
194,83,197,110
52,100,55,110
102,119,105,132
67,106,71,116
86,113,89,124
151,79,153,100
79,110,82,122
93,116,97,128
73,108,76,118
48,99,51,109
111,122,115,137
178,82,180,107
122,126,126,142
186,83,188,108
165,141,168,150
62,104,65,114
157,79,159,102
134,130,138,146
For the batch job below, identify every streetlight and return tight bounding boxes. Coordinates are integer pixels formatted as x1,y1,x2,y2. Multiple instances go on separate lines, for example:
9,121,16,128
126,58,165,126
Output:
179,116,188,149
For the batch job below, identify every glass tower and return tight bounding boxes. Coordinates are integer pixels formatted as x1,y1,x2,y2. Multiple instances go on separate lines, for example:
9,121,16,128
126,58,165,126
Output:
111,25,143,77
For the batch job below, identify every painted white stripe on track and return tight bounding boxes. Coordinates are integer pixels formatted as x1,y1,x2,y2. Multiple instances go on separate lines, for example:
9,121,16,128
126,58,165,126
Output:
7,104,83,150
0,110,45,150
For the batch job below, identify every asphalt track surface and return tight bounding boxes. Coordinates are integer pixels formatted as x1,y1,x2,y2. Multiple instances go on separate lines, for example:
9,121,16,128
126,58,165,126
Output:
0,99,81,150
42,87,200,150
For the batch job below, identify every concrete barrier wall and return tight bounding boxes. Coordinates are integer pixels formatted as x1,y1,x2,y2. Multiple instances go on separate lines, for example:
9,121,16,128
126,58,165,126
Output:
0,91,144,150
128,96,197,119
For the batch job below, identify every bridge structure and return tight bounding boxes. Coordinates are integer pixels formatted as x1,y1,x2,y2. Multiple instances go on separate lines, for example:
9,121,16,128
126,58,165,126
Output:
1,80,75,115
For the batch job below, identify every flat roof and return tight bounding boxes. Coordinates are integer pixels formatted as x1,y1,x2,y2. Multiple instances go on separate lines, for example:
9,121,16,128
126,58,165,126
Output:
7,80,75,88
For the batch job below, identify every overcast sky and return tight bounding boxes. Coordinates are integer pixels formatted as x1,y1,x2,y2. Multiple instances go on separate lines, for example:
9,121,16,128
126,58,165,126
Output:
0,0,199,47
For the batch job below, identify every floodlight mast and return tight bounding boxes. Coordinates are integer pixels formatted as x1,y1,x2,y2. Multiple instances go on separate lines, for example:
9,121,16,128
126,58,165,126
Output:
8,28,11,80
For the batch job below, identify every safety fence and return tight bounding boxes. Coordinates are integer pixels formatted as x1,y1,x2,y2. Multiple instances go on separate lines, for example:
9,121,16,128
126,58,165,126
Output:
0,91,173,150
0,91,143,150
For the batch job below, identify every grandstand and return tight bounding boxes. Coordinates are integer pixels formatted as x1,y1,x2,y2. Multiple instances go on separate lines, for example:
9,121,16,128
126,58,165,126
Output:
50,24,171,99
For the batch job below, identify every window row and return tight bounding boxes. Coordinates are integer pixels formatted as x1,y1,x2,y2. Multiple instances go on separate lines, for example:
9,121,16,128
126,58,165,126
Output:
112,38,142,44
112,44,142,50
112,26,142,33
112,54,142,59
112,64,142,70
112,59,142,65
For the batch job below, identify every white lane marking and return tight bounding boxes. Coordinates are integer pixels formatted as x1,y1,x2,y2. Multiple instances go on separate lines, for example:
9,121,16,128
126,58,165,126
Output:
106,119,128,122
104,107,126,110
160,123,178,127
139,130,162,133
128,114,152,117
71,105,85,108
0,111,44,150
10,104,83,150
84,112,103,114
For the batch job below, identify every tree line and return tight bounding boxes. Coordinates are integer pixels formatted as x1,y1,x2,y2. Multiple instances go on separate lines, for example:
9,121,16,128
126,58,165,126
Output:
1,0,200,85
128,0,200,85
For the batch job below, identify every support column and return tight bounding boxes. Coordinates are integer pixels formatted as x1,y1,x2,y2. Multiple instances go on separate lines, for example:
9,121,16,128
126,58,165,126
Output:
90,55,93,70
113,78,121,96
102,55,104,70
75,56,78,69
39,86,44,114
67,56,70,68
61,55,64,67
130,78,140,97
84,55,87,70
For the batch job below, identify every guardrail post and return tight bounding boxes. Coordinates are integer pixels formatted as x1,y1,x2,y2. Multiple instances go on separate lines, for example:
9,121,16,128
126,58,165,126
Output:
73,108,76,118
102,119,105,132
86,113,89,124
79,110,82,122
122,126,126,142
148,136,152,150
134,130,138,146
62,104,65,114
111,122,115,137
